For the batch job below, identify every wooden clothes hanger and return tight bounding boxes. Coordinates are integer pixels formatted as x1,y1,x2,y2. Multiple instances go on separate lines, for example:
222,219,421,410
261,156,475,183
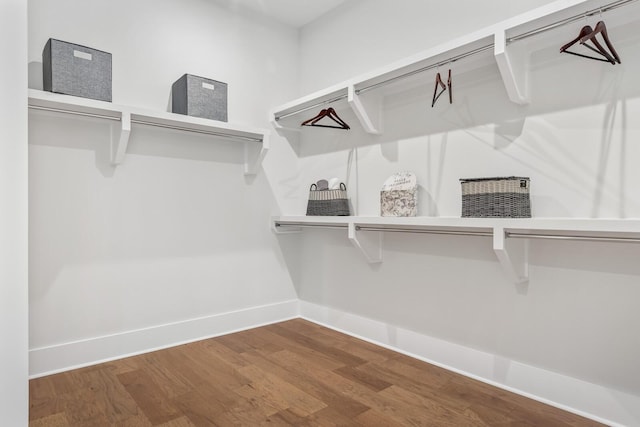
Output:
432,69,453,108
300,108,326,126
301,107,350,129
560,22,619,64
447,69,453,104
560,25,613,63
324,108,350,129
432,72,446,108
580,21,621,64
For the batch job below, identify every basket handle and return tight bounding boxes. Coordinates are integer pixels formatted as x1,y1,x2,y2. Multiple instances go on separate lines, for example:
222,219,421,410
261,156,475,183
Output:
309,183,317,191
340,183,347,191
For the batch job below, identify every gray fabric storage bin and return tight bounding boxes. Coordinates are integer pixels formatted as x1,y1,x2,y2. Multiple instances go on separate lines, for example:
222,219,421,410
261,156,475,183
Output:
42,38,112,102
171,74,228,122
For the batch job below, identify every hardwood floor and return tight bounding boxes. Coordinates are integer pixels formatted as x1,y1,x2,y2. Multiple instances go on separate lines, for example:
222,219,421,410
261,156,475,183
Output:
29,319,603,426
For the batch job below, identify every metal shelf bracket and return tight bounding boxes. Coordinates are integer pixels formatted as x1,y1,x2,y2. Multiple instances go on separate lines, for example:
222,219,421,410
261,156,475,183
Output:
112,111,131,165
349,223,383,263
493,226,529,285
348,85,383,134
244,132,270,175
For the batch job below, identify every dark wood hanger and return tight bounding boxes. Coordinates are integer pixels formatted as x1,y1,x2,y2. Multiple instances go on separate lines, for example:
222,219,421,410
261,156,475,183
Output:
301,107,350,129
325,108,350,129
431,72,446,108
580,21,621,64
560,24,616,64
432,70,453,107
301,108,325,125
447,69,453,104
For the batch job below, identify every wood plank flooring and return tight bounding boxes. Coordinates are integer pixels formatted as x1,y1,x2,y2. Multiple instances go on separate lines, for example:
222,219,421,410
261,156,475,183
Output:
29,319,603,426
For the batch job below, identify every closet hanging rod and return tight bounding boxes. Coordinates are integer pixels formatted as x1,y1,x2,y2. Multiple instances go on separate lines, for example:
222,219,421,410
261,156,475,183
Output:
355,44,495,96
274,94,349,122
275,222,349,230
29,104,264,143
28,104,120,121
130,119,264,142
359,226,640,243
275,223,492,237
506,232,640,243
507,0,638,43
276,222,640,243
355,225,492,237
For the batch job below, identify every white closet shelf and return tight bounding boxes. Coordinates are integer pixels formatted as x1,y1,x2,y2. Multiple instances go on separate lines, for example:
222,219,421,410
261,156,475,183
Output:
272,216,640,283
28,89,270,175
271,0,639,135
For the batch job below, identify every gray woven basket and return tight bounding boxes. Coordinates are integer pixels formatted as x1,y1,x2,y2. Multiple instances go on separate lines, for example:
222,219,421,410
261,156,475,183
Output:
306,183,351,216
460,177,531,218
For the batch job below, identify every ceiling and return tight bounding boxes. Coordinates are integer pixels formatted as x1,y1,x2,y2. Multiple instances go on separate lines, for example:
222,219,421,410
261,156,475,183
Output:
210,0,349,28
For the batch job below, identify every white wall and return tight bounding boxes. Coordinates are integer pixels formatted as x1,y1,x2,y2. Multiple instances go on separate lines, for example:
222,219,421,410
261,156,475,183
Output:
0,0,29,424
28,0,301,375
299,0,558,93
285,0,640,424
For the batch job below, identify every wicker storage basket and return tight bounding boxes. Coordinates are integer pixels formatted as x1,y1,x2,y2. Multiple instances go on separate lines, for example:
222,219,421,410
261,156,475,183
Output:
460,177,531,218
306,183,351,216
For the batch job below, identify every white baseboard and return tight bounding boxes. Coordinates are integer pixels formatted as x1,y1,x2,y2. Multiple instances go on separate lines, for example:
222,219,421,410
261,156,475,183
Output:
299,300,640,427
29,299,299,378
